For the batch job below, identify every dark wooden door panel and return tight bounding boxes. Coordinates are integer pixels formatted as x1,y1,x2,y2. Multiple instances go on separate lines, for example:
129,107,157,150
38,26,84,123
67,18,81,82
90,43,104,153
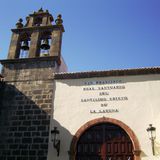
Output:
76,123,134,160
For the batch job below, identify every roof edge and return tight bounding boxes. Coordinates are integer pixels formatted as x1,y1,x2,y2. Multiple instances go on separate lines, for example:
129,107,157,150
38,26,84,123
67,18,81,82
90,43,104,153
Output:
54,67,160,79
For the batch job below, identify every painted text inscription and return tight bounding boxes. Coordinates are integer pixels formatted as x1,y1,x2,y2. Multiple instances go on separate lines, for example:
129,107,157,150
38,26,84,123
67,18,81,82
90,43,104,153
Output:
81,79,128,114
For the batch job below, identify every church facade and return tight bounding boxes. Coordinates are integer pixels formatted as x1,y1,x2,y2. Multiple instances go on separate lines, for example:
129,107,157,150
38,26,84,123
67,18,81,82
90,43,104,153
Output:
0,9,160,160
48,69,160,160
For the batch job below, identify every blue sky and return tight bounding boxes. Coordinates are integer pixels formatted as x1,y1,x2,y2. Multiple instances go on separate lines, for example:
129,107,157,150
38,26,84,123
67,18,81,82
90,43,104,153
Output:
0,0,160,72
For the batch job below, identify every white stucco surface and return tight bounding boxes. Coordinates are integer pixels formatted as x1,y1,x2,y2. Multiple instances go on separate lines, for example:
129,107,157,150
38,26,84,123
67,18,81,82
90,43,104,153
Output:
48,74,160,160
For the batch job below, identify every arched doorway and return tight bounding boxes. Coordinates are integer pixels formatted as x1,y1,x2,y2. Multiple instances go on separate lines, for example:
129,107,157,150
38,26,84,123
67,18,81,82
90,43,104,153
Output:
70,118,141,160
76,123,133,160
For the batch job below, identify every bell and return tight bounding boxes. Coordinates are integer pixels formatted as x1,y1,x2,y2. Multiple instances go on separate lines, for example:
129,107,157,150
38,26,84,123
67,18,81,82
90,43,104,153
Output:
40,39,50,50
21,40,29,50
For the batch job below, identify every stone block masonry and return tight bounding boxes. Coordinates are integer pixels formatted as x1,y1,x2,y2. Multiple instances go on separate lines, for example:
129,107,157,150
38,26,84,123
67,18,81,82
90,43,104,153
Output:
0,80,54,160
0,59,57,160
0,80,53,160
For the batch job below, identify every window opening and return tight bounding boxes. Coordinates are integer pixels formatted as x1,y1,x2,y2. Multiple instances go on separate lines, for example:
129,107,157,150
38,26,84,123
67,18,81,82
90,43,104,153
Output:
40,38,51,57
19,40,30,58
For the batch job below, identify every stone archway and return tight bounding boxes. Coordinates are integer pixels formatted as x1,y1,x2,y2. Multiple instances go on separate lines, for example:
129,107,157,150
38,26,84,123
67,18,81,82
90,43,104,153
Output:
69,117,141,160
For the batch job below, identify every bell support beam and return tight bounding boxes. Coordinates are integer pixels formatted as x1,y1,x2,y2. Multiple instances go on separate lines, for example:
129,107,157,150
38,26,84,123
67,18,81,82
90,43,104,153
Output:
29,31,41,58
27,17,34,27
50,29,63,64
7,33,21,59
42,16,48,25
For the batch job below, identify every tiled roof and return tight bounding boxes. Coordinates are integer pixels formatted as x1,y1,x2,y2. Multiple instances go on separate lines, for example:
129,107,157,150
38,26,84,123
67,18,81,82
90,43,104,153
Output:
54,66,160,79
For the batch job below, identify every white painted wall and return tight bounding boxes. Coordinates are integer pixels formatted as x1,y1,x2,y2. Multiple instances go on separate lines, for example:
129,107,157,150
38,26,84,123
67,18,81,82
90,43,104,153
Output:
47,74,160,160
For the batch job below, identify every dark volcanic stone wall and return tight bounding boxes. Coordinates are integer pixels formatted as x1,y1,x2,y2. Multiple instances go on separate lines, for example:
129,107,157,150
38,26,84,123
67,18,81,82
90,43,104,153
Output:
0,59,56,160
0,79,5,117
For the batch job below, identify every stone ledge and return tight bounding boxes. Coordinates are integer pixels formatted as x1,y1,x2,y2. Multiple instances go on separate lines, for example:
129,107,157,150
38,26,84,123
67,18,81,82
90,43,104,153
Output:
0,56,59,65
11,25,65,33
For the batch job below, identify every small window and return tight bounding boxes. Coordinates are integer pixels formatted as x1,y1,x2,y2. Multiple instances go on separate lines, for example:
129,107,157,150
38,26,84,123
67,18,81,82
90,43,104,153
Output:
34,17,42,26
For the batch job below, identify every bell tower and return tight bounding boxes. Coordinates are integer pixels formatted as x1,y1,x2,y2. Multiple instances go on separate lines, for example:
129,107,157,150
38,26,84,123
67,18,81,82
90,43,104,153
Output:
8,8,64,64
1,8,67,81
0,9,67,159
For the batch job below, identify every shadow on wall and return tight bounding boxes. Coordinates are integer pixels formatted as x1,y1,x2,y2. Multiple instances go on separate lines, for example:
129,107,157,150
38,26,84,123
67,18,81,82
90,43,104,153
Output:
155,141,160,156
48,118,73,160
0,83,52,160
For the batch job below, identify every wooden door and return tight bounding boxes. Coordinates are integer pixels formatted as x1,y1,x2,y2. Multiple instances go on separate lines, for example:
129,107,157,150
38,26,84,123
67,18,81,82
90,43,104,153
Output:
76,123,133,160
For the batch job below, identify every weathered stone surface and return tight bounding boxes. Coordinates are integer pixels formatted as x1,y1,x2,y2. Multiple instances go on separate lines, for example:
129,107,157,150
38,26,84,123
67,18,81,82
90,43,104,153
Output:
2,58,56,82
0,61,54,159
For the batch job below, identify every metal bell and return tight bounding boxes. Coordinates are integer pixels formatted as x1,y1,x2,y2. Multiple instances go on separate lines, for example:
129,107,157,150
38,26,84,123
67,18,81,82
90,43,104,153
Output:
40,39,50,50
21,40,29,50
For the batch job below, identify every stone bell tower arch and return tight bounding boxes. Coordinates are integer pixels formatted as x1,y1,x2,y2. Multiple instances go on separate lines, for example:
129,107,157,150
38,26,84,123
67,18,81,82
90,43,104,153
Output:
7,8,64,65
